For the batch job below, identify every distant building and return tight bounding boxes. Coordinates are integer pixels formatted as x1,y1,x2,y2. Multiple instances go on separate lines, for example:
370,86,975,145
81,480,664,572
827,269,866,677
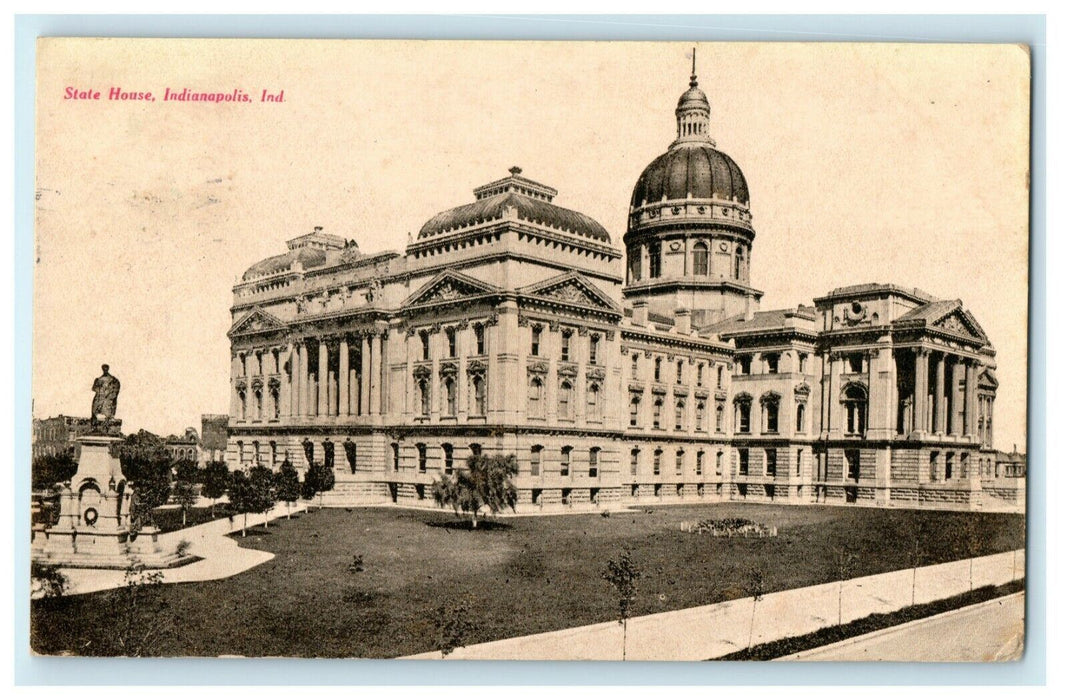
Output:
995,449,1027,478
164,427,201,464
200,414,229,463
32,415,122,460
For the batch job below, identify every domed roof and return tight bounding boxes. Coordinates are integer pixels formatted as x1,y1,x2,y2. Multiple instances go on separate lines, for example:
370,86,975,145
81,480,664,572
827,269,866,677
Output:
242,246,327,280
630,143,750,209
419,170,611,243
676,84,709,113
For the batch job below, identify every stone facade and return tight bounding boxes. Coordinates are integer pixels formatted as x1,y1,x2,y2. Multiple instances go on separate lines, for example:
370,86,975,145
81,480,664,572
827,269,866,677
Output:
225,70,1009,513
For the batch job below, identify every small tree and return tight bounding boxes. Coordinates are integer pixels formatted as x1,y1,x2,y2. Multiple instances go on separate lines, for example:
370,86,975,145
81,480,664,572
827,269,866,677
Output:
31,561,68,599
431,454,518,529
833,545,859,627
303,461,335,509
172,479,197,527
228,470,254,537
106,561,173,657
120,433,173,529
274,459,301,519
201,460,230,517
601,550,642,660
248,465,278,529
173,458,199,484
743,565,766,652
31,452,78,490
432,596,477,658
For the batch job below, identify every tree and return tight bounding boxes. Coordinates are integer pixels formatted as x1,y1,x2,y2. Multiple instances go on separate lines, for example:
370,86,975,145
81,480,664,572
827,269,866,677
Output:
201,460,230,517
743,565,766,652
104,561,174,657
31,452,78,490
31,561,68,599
228,470,255,537
172,479,197,527
302,461,335,509
601,550,642,660
248,465,278,528
431,453,518,529
833,545,859,627
173,458,199,484
274,459,301,519
119,431,172,529
432,595,477,658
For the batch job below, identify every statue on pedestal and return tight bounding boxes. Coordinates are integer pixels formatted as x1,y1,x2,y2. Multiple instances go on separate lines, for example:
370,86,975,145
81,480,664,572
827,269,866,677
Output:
90,364,120,432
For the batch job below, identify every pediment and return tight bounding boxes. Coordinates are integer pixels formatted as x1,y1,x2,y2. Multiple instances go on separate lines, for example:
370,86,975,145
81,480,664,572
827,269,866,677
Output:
228,307,288,338
519,272,620,312
933,308,988,343
402,270,501,308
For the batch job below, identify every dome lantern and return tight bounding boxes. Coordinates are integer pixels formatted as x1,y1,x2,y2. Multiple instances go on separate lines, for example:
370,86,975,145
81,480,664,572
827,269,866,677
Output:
674,48,714,147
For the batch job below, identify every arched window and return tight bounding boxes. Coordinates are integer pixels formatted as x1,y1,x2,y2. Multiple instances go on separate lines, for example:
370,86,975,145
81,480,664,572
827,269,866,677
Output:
761,394,780,433
443,377,457,416
238,390,247,420
629,393,641,427
692,241,709,276
469,443,482,458
558,380,573,419
842,384,868,435
734,246,745,279
560,330,572,362
628,247,642,283
530,326,542,356
796,403,806,432
696,450,704,475
588,447,600,477
418,379,430,415
417,443,428,473
236,440,244,465
587,382,601,421
715,403,725,432
676,360,684,384
653,448,662,475
675,449,685,475
630,448,640,475
695,400,706,431
529,445,542,476
717,364,724,388
252,440,260,465
589,335,600,365
735,396,752,433
420,331,430,360
654,357,663,382
528,376,544,416
472,376,487,416
652,397,663,429
560,446,572,476
391,443,400,471
675,399,686,431
254,389,263,419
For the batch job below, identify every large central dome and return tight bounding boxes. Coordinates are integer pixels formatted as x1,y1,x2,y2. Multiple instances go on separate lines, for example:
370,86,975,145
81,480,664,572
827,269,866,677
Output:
630,144,749,209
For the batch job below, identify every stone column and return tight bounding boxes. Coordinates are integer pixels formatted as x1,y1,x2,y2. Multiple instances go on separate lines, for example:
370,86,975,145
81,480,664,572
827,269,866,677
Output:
950,358,964,436
317,341,329,417
964,359,978,438
370,332,382,415
827,353,842,438
913,348,928,434
280,343,293,418
230,354,241,417
360,334,372,416
933,353,945,434
296,342,307,417
338,337,350,418
380,331,389,415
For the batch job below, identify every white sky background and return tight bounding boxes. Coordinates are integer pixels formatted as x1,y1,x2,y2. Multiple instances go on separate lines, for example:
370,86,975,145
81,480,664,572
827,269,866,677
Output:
33,40,1030,451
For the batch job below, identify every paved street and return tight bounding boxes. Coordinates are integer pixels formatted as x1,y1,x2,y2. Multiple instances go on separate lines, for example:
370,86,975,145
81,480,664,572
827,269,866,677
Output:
781,592,1025,662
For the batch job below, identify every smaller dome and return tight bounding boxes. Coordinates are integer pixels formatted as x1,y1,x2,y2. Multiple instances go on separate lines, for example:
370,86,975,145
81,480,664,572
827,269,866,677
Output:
676,84,709,114
242,247,326,281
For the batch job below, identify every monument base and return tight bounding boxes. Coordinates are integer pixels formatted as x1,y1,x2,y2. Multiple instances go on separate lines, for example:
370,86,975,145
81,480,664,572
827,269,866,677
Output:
32,434,194,570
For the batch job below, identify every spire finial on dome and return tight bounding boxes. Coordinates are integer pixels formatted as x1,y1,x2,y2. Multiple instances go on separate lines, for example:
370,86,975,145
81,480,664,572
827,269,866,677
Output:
690,47,698,87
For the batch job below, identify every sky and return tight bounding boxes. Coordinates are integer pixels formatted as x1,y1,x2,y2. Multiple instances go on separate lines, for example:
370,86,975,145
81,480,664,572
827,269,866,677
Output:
33,40,1030,450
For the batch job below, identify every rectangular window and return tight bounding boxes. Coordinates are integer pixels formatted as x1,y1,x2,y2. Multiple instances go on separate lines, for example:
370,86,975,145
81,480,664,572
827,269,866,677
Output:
738,448,749,476
796,448,803,477
629,393,641,427
531,327,541,356
443,444,454,474
420,332,430,361
766,353,779,374
649,243,662,278
589,335,600,365
530,446,541,476
631,353,640,379
475,324,486,355
630,449,640,476
798,353,807,374
715,451,723,475
675,450,684,475
560,331,571,362
765,448,777,477
653,450,662,476
847,449,861,481
654,358,662,382
676,360,684,384
446,328,457,358
589,448,599,478
560,447,571,477
696,451,704,475
697,364,704,386
418,443,427,473
739,356,751,375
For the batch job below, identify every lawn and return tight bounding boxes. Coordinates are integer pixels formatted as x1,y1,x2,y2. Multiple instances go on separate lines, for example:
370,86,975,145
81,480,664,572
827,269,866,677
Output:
31,503,1025,658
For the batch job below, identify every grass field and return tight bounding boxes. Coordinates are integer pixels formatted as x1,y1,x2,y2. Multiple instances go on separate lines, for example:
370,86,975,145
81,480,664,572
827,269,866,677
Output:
31,503,1025,658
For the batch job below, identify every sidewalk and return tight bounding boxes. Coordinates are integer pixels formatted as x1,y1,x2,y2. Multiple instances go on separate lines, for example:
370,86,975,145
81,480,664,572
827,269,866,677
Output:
52,503,306,597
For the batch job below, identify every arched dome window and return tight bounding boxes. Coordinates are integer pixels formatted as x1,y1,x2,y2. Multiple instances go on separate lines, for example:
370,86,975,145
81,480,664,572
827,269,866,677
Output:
528,376,544,417
692,241,709,276
734,246,745,280
842,384,868,436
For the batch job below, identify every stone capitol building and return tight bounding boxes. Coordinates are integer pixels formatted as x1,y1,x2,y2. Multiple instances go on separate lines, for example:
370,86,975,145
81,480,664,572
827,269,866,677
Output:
225,66,1019,513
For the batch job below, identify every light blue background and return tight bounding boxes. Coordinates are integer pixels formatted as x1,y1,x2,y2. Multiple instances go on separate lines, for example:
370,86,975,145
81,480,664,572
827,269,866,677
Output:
13,13,1046,686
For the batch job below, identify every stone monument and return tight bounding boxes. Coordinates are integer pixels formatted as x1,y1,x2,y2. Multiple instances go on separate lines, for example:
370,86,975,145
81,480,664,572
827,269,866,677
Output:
32,365,192,569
